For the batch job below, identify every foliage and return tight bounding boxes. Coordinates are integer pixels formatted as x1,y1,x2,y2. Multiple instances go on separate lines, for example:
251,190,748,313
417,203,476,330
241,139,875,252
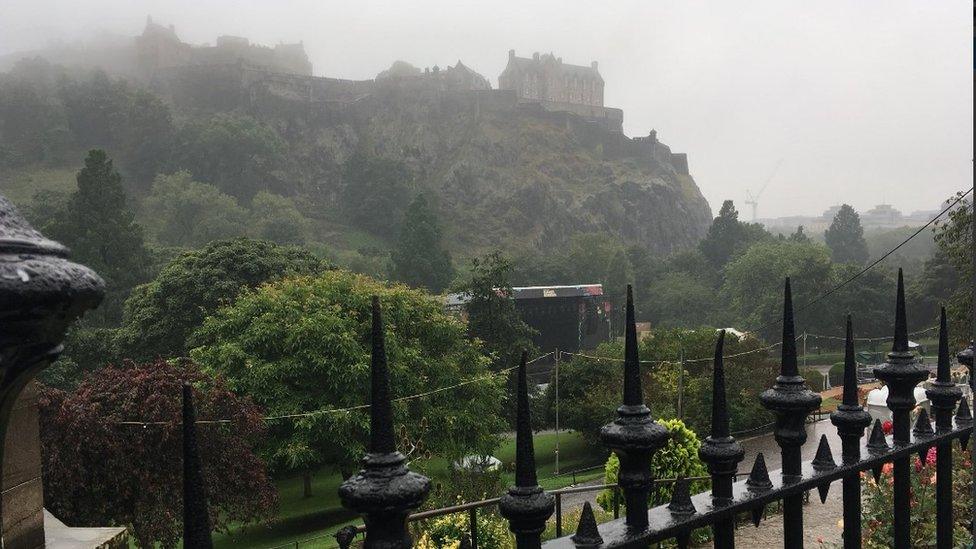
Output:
341,150,413,237
721,239,833,339
43,149,150,324
145,171,248,247
824,204,869,265
118,238,327,359
249,191,309,245
0,58,71,166
426,467,506,509
415,508,512,549
38,359,277,548
190,270,506,477
548,328,776,443
646,272,721,328
699,200,771,268
597,419,709,510
857,448,972,548
39,326,121,389
390,194,455,293
457,251,537,370
933,195,972,342
175,113,286,200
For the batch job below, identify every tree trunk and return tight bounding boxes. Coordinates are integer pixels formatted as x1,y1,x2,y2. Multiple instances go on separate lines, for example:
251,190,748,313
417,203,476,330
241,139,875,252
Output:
303,470,313,498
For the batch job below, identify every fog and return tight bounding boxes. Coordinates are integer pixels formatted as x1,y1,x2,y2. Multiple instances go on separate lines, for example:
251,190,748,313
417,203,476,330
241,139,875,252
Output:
1,0,971,218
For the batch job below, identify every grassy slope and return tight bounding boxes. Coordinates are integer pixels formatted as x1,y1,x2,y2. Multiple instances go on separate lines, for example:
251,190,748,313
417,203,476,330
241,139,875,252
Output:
0,165,78,207
212,431,605,549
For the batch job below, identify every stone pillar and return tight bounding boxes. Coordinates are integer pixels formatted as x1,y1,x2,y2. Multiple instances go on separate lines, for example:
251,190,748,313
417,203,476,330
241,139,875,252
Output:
1,384,44,549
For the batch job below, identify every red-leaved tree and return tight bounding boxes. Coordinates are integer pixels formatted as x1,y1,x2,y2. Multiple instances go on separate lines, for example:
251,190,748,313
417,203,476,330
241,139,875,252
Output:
38,359,277,548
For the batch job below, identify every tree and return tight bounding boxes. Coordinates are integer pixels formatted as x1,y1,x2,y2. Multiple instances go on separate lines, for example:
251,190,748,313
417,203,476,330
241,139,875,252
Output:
699,200,770,268
175,113,286,200
721,239,834,339
646,273,721,328
117,238,328,360
933,195,973,340
145,171,248,247
190,270,505,490
249,191,309,245
824,204,869,264
390,194,454,292
38,359,276,548
456,251,537,370
789,225,810,243
341,151,413,237
44,149,150,324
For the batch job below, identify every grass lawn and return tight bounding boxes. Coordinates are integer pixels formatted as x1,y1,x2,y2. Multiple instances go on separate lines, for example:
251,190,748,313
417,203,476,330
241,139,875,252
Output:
211,431,604,548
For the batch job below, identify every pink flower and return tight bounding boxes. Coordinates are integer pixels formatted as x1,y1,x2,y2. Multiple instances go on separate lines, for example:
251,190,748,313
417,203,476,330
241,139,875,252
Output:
914,457,923,473
926,446,937,465
882,462,893,475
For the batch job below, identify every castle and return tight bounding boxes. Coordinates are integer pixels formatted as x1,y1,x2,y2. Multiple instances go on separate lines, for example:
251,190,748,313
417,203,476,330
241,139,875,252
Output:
136,16,312,78
499,50,604,107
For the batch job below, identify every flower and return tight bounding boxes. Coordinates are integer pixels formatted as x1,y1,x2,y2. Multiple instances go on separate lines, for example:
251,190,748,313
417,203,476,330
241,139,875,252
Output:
914,457,923,473
882,462,894,475
882,420,893,435
926,446,937,465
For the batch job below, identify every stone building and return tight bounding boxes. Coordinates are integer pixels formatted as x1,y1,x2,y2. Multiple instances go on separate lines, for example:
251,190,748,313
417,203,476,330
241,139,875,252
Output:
498,50,604,107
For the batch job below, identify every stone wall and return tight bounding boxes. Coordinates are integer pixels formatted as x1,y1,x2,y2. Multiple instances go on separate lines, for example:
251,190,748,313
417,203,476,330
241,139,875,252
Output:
2,383,44,549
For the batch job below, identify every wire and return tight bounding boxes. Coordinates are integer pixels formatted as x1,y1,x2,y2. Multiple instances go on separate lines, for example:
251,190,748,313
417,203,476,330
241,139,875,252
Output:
115,352,555,426
558,340,783,366
803,325,938,342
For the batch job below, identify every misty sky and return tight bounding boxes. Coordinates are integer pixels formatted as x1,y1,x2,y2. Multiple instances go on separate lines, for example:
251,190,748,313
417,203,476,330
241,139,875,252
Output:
1,1,971,218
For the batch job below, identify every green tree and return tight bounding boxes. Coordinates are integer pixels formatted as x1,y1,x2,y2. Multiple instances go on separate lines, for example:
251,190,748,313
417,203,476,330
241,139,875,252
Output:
249,191,309,245
44,150,150,324
341,151,413,237
789,225,810,243
190,270,505,490
721,239,834,339
933,195,973,340
699,200,770,268
457,251,537,369
824,204,869,264
117,238,328,360
390,194,454,293
145,171,248,247
646,273,721,328
175,113,286,200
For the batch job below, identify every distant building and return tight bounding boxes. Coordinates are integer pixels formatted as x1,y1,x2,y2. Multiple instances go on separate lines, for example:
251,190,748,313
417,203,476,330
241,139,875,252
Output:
861,204,903,226
499,50,604,107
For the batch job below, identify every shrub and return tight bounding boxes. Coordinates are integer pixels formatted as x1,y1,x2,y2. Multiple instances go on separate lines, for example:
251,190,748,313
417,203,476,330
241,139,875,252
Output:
415,508,512,549
596,419,709,510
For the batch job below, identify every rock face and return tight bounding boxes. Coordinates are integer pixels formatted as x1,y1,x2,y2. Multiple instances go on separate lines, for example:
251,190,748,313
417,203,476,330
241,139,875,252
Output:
332,89,712,256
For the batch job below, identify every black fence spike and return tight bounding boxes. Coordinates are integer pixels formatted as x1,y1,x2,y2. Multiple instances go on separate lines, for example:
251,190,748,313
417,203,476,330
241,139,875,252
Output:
872,464,883,483
842,315,858,406
598,286,669,531
622,284,642,406
675,530,691,549
812,434,836,470
746,453,772,491
369,295,395,454
499,352,554,546
912,408,934,437
928,308,963,434
182,383,214,549
750,506,764,528
817,483,831,504
571,501,604,548
710,330,730,439
867,419,890,453
338,296,431,549
667,477,696,516
514,351,538,487
781,277,798,377
892,269,909,353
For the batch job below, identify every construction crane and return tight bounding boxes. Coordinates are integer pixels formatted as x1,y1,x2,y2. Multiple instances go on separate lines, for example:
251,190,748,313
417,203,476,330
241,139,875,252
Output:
745,158,783,221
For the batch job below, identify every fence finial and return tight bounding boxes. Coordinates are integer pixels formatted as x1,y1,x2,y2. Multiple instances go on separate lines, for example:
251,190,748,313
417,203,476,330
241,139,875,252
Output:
830,315,872,468
338,296,431,549
571,501,604,547
499,351,554,548
781,277,798,376
912,408,934,437
811,434,836,503
746,453,772,491
369,295,395,454
892,269,909,353
623,284,641,406
700,331,743,506
599,285,668,531
927,308,962,433
182,383,214,549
